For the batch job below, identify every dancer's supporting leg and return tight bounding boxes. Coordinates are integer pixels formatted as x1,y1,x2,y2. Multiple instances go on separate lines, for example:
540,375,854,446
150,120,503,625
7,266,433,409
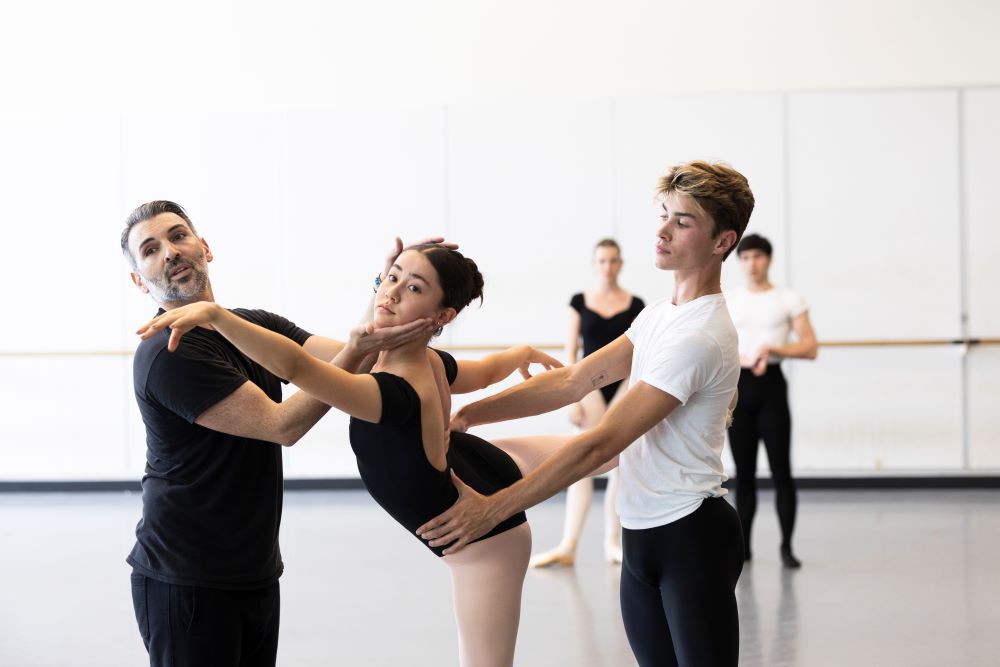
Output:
444,523,532,667
728,370,760,561
620,497,744,667
528,476,593,568
527,389,623,568
758,366,799,568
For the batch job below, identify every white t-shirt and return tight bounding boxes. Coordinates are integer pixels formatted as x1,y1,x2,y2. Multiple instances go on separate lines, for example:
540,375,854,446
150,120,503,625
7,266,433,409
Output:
726,286,808,367
618,293,740,530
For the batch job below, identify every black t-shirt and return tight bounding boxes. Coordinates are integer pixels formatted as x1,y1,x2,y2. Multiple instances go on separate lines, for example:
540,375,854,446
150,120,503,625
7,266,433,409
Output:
127,308,311,589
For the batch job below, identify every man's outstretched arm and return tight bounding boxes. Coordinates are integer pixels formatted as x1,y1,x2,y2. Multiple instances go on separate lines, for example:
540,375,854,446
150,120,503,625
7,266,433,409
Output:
452,334,635,431
419,380,680,554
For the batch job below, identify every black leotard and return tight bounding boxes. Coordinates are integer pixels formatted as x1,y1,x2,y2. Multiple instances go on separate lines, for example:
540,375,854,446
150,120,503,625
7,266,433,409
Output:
349,349,528,557
570,293,645,404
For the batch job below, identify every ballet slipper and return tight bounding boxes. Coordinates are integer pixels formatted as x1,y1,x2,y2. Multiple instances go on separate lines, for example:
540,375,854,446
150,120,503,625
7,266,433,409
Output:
529,548,576,568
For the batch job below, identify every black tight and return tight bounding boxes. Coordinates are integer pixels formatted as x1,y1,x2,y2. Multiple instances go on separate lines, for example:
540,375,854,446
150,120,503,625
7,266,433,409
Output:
619,497,744,667
727,365,797,558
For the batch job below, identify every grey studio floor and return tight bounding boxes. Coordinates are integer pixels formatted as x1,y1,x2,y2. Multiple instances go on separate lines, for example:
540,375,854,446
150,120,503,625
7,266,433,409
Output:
1,489,998,667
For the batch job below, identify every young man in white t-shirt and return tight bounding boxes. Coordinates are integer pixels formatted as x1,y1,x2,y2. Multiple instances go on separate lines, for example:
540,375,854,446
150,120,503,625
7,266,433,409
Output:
417,160,755,667
726,233,818,569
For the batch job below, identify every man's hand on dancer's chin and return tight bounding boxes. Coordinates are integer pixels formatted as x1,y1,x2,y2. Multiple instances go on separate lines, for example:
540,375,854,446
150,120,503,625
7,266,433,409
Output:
416,471,499,554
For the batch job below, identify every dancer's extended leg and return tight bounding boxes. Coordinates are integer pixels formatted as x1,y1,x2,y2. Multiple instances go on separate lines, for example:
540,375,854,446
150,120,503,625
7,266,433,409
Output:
444,523,532,667
492,435,618,481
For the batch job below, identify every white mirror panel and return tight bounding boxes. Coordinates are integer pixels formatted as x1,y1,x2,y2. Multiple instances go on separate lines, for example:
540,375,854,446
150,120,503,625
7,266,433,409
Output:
789,346,963,471
962,88,1000,338
446,100,616,346
787,91,962,342
0,112,123,352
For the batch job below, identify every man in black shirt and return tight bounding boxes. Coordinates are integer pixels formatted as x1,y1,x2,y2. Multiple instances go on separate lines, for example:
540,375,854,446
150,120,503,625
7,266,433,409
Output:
121,200,434,666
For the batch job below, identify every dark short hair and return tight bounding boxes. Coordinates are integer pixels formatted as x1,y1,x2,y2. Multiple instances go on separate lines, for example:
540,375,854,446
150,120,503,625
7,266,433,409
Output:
656,160,755,260
736,233,772,257
120,201,196,269
407,244,484,314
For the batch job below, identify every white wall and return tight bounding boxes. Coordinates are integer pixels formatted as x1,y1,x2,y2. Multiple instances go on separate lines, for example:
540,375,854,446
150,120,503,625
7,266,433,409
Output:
1,2,998,481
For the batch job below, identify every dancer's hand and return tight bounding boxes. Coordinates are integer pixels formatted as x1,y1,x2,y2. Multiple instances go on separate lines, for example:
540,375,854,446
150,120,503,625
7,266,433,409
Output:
517,347,563,380
568,402,585,428
382,236,460,278
136,301,223,352
344,319,435,358
417,471,499,554
450,411,471,433
751,346,770,376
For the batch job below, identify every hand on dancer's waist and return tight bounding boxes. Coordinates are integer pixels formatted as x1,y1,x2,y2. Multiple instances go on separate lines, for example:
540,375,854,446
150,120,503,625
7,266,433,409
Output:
416,471,501,555
450,410,471,433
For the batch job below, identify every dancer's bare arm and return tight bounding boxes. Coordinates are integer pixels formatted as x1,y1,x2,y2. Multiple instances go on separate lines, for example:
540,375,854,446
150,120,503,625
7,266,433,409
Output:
451,335,634,430
418,380,680,552
138,302,434,427
450,346,563,394
750,310,818,376
565,304,585,427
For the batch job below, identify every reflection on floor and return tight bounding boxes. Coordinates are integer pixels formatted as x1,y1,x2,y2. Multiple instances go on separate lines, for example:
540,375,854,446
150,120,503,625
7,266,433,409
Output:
1,489,998,666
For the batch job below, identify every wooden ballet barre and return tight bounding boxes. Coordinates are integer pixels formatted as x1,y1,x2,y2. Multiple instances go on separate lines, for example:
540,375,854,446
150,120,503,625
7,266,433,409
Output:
2,338,998,357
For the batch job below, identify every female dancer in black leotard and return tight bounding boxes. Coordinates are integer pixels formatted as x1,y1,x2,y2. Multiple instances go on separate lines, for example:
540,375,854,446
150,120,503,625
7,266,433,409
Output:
530,239,644,568
138,244,614,666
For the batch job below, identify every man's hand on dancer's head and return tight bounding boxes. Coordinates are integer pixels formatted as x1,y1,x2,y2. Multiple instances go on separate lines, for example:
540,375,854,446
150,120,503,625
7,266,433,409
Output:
416,471,501,554
382,236,459,278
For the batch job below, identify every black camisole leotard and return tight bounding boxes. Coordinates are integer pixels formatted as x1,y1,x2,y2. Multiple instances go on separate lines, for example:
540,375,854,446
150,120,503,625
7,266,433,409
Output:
349,349,528,557
570,293,645,405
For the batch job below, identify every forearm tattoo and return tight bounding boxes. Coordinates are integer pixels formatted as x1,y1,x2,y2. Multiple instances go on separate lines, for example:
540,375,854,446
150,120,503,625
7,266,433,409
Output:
590,370,607,388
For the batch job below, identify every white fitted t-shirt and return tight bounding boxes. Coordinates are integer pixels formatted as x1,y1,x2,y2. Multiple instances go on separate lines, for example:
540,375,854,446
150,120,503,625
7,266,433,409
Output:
726,286,808,367
618,293,740,530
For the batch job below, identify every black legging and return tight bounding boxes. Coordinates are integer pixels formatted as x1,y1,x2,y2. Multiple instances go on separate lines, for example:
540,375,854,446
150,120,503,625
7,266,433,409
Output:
727,364,797,556
620,497,744,667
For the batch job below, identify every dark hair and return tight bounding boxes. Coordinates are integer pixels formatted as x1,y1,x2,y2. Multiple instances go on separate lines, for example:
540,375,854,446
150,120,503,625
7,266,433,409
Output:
408,244,484,314
736,233,772,257
656,160,755,260
120,201,196,269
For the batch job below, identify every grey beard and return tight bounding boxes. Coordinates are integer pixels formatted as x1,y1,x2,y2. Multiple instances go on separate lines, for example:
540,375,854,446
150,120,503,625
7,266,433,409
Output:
147,268,209,303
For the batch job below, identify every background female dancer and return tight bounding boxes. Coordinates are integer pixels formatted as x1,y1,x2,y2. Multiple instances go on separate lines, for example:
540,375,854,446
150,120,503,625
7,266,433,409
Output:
137,244,613,667
531,238,644,568
727,233,818,568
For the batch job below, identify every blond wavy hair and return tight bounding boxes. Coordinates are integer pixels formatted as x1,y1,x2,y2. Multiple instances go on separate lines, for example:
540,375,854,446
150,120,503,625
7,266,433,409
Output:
656,161,755,260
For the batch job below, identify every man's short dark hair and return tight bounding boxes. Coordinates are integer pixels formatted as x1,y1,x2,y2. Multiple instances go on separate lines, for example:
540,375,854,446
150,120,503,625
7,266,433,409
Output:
121,201,196,269
736,233,772,257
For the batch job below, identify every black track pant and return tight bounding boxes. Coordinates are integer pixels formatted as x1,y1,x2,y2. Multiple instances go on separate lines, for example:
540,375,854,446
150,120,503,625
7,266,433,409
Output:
131,572,280,667
620,497,744,667
727,364,797,555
